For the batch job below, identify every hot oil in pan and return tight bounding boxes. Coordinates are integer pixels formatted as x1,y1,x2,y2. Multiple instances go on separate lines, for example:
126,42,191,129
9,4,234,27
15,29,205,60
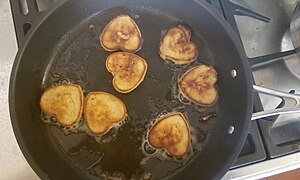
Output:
42,7,218,180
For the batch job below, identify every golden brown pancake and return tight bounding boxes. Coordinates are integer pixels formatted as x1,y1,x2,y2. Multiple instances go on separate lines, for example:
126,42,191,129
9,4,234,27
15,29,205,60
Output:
106,52,148,93
84,92,127,135
148,112,190,157
159,25,198,64
178,65,218,107
100,15,142,53
40,84,83,127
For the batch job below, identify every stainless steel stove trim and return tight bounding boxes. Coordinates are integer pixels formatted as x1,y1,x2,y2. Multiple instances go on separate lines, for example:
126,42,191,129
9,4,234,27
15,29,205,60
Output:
251,85,300,120
223,151,300,180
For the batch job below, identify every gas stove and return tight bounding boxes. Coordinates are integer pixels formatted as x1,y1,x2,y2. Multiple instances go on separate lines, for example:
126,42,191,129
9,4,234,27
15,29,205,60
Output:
10,0,300,179
213,0,300,179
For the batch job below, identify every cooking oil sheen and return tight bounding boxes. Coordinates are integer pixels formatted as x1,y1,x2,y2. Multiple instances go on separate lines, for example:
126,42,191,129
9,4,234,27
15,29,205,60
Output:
41,8,218,179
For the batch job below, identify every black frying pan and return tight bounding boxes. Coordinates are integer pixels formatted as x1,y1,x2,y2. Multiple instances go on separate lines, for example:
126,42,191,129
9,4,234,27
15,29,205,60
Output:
9,0,253,179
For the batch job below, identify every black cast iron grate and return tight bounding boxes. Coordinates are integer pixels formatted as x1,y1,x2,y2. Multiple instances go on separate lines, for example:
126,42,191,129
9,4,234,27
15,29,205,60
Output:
212,0,300,160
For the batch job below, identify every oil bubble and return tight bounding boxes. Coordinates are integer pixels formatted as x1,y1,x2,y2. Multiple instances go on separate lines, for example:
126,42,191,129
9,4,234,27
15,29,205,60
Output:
156,110,169,119
143,142,157,155
61,78,71,83
178,93,192,105
142,172,152,180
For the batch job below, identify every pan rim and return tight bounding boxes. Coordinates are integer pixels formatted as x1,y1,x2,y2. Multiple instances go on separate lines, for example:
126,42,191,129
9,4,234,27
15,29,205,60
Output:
9,0,253,179
189,0,253,179
9,0,70,179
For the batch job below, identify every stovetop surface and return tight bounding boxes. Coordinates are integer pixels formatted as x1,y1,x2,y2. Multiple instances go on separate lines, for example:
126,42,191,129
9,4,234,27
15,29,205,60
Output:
230,0,300,158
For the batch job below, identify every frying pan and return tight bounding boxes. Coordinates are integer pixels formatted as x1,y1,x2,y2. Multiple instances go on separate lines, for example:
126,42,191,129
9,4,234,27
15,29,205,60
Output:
9,0,254,179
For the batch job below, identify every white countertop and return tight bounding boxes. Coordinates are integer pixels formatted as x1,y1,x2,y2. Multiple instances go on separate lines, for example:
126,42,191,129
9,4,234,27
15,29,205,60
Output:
0,0,39,179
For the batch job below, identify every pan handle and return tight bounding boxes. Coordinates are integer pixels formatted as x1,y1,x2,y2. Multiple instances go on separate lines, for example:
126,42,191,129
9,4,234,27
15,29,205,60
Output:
251,85,300,120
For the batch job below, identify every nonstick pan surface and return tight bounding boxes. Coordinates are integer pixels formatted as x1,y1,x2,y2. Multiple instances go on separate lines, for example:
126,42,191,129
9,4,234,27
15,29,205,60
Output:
9,0,253,179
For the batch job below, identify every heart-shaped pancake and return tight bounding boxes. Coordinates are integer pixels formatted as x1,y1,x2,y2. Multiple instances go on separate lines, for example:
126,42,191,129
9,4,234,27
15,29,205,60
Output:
85,92,127,135
159,25,198,64
178,65,218,107
40,84,83,127
106,52,148,93
100,15,142,53
148,112,191,158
